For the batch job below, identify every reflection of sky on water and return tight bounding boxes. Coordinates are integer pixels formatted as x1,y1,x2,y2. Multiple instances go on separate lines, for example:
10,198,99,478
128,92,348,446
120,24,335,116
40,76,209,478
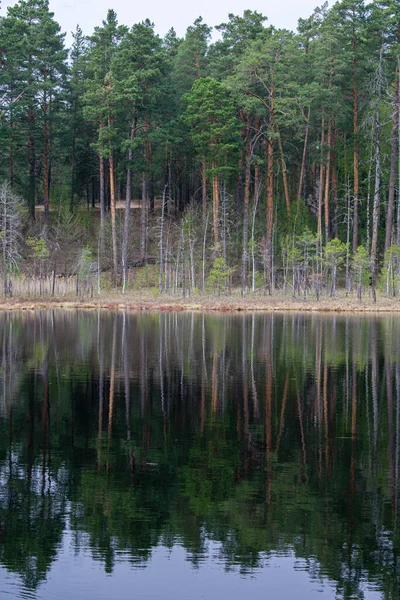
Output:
0,540,335,600
1,533,383,600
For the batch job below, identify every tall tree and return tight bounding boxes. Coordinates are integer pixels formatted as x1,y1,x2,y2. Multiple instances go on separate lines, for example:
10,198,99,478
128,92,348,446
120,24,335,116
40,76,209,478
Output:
371,41,384,303
112,19,169,283
331,0,370,252
0,0,67,220
234,28,299,290
69,25,89,213
184,76,239,253
84,9,127,281
172,18,212,214
379,0,400,251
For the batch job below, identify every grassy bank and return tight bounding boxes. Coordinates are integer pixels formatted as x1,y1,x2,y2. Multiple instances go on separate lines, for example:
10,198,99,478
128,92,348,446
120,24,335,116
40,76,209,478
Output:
0,290,400,313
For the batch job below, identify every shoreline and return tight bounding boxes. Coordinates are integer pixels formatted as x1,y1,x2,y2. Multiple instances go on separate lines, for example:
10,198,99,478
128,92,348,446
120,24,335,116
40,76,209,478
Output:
0,293,400,313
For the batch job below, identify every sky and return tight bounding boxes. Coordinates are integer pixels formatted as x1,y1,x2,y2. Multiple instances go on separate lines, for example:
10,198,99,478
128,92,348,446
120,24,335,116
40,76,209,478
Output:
1,0,330,45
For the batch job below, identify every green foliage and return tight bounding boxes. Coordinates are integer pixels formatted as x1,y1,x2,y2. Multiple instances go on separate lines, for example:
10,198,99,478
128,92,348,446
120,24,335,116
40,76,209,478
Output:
77,245,94,278
352,245,369,281
0,0,68,212
324,238,348,269
76,245,95,298
133,264,158,291
183,77,240,173
383,245,400,297
0,0,397,293
207,257,235,295
351,245,369,300
27,237,50,261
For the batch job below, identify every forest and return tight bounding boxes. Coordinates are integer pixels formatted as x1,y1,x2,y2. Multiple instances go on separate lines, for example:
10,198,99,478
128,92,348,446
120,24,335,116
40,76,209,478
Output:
0,0,399,300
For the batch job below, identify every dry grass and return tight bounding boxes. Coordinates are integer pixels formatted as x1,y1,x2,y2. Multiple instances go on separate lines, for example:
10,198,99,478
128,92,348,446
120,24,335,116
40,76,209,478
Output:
0,288,400,313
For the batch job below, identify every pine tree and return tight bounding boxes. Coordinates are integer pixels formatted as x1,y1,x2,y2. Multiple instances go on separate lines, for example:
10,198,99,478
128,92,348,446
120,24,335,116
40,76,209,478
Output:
184,77,239,254
83,9,127,283
0,0,67,219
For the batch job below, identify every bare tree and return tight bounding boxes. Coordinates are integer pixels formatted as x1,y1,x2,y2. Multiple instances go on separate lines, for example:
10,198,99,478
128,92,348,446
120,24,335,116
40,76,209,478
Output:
0,183,24,297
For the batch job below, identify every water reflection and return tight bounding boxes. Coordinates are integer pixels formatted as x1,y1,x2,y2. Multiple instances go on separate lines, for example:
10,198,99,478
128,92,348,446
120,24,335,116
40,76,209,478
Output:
0,310,399,599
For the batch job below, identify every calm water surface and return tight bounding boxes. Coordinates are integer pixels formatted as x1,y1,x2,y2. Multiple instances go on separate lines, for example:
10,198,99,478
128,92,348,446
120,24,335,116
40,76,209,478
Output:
0,310,398,599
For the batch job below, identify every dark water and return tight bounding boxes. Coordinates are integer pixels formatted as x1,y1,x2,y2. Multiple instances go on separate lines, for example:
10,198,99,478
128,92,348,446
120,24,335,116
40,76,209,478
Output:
0,310,398,599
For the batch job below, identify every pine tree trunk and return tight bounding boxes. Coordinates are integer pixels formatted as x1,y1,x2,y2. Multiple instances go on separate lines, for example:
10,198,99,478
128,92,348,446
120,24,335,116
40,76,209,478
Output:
48,93,53,203
371,44,384,303
109,150,118,286
277,129,290,217
71,94,77,213
331,130,339,239
316,116,325,301
324,118,332,244
43,76,49,224
202,157,207,218
71,128,75,213
9,108,14,186
141,173,147,264
212,164,219,253
266,133,274,294
99,152,105,233
9,141,13,187
241,118,251,294
297,106,310,204
265,77,275,294
385,66,399,253
148,140,154,215
352,50,360,253
398,58,400,247
159,184,167,292
43,110,49,223
122,118,136,293
28,103,35,220
317,115,325,241
236,155,244,215
2,200,8,296
251,163,261,293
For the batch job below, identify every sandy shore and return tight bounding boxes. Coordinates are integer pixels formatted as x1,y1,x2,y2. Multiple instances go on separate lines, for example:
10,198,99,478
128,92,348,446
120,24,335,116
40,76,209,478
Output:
0,292,399,313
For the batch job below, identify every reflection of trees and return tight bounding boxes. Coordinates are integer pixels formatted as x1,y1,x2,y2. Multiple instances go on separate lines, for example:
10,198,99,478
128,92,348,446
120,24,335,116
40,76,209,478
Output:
0,464,66,589
0,312,400,596
0,314,25,417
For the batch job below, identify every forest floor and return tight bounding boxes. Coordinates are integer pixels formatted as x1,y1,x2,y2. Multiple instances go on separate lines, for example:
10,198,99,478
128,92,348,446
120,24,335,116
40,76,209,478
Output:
0,290,400,312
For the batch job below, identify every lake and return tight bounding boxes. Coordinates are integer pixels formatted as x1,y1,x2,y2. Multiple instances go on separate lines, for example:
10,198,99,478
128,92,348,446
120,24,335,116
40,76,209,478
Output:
0,310,398,599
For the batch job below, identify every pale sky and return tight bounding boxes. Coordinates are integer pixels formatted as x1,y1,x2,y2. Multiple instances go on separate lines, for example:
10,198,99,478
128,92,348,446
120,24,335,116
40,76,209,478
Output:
1,0,330,45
